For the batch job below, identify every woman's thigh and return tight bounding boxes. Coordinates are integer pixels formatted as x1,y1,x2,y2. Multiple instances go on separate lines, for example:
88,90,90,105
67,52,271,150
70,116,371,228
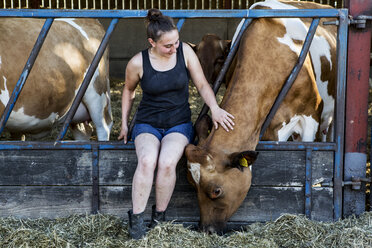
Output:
158,132,189,168
134,133,161,168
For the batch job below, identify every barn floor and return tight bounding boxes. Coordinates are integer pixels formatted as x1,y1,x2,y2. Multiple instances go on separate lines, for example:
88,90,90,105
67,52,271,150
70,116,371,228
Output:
0,212,371,247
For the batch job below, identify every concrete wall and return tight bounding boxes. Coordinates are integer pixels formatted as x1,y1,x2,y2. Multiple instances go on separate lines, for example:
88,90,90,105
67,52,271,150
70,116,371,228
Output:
100,18,242,80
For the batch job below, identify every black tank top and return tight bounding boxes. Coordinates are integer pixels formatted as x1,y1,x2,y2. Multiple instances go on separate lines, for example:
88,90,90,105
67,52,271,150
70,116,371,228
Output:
135,43,191,128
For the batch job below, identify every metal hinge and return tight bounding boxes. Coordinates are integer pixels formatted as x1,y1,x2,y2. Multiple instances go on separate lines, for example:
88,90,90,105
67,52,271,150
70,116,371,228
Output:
313,176,371,190
323,15,372,28
343,176,372,190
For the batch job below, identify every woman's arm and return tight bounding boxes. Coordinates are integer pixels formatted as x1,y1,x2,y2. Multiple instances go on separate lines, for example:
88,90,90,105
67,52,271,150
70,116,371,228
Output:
183,43,234,132
118,53,142,143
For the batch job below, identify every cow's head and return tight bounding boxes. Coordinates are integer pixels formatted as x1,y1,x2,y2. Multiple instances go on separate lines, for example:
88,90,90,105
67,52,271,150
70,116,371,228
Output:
188,34,231,85
185,143,258,234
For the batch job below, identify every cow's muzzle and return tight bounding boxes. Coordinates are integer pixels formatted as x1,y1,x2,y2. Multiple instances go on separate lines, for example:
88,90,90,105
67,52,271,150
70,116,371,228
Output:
200,222,227,235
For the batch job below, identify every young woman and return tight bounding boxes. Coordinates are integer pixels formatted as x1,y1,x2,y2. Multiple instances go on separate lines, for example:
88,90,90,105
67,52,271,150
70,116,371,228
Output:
118,8,235,239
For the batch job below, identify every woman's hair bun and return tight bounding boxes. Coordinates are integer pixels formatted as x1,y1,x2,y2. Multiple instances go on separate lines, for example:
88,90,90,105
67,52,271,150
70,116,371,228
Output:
147,8,163,22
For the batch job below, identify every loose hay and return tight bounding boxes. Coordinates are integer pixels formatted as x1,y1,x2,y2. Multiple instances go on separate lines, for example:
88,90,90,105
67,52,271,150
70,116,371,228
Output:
0,212,371,248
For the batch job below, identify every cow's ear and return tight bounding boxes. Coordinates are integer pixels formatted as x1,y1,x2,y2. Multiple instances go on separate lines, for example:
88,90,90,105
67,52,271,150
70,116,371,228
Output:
228,151,259,171
186,42,197,52
185,144,213,186
221,40,232,54
195,114,213,145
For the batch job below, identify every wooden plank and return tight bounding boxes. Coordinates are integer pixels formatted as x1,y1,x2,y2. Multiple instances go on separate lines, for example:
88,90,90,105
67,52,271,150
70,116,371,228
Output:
99,150,137,185
311,187,334,221
0,150,92,185
311,151,334,185
0,184,333,222
251,151,305,186
98,150,334,186
0,186,92,218
0,149,334,222
99,185,333,222
0,149,333,187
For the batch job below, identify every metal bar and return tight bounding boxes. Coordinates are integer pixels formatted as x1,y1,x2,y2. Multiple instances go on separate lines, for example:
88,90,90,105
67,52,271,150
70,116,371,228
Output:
256,141,336,151
305,148,312,219
196,18,253,124
259,18,320,140
0,8,342,18
0,18,54,136
176,18,185,31
91,145,99,214
343,0,371,217
56,18,119,141
0,140,335,151
333,9,348,220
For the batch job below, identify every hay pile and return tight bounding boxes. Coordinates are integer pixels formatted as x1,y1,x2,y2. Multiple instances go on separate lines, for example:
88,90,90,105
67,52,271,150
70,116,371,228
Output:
0,212,371,248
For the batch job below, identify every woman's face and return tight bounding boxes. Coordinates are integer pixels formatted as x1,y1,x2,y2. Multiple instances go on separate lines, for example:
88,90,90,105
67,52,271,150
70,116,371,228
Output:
150,29,180,57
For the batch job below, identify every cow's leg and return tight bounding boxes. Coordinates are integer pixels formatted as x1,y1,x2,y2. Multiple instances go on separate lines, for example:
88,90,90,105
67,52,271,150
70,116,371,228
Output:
70,102,93,140
278,115,319,142
83,75,113,141
70,122,93,141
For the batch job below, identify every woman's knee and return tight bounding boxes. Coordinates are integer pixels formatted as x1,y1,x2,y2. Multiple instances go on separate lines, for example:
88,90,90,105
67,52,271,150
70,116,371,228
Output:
137,155,157,172
157,157,177,174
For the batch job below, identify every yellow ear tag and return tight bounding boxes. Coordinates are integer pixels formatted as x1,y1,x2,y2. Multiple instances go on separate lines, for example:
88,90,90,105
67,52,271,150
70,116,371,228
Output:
239,157,248,167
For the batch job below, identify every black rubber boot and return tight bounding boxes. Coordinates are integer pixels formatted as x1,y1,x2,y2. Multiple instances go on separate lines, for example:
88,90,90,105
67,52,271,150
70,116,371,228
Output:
149,205,166,228
128,210,148,239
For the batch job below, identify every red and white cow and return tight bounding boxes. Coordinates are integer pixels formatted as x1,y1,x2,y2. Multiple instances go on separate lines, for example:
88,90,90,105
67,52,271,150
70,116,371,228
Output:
185,0,337,233
0,18,112,140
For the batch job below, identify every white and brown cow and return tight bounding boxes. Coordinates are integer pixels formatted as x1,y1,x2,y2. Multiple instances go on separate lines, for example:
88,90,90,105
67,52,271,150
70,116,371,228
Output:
0,18,112,140
185,0,337,233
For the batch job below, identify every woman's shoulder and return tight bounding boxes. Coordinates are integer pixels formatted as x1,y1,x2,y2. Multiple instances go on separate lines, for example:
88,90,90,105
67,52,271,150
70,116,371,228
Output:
182,42,194,54
127,51,143,70
181,42,198,68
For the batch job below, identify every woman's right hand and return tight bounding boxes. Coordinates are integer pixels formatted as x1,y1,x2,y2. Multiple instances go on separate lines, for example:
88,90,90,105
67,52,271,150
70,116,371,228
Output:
118,123,129,144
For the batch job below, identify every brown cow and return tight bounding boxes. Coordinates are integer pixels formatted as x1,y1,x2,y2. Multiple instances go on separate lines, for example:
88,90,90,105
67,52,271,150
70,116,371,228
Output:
190,34,231,85
185,0,337,233
0,18,112,140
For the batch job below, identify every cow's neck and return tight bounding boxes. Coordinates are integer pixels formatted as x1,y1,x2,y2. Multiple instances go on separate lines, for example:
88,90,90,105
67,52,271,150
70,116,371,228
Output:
205,77,277,153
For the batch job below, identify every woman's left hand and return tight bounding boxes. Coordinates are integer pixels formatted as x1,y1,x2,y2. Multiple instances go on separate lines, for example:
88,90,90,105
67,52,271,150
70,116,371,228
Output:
210,106,235,132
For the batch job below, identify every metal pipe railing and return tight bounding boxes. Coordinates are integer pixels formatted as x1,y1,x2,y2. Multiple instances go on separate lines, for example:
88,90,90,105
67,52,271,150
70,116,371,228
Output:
1,0,344,10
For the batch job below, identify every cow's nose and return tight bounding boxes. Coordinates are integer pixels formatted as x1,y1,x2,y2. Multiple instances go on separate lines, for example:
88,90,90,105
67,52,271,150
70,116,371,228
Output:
201,225,225,235
206,225,216,234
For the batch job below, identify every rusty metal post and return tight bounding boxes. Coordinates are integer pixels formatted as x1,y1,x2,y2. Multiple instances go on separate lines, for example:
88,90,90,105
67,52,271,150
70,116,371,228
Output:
343,0,372,217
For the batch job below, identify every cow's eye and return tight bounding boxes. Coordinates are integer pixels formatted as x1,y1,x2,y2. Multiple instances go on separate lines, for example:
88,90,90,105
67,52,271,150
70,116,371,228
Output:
215,57,225,64
214,56,225,65
210,187,223,199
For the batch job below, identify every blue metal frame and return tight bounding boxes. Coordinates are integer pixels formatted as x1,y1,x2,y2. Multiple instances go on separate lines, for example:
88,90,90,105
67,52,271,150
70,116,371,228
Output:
0,8,349,220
